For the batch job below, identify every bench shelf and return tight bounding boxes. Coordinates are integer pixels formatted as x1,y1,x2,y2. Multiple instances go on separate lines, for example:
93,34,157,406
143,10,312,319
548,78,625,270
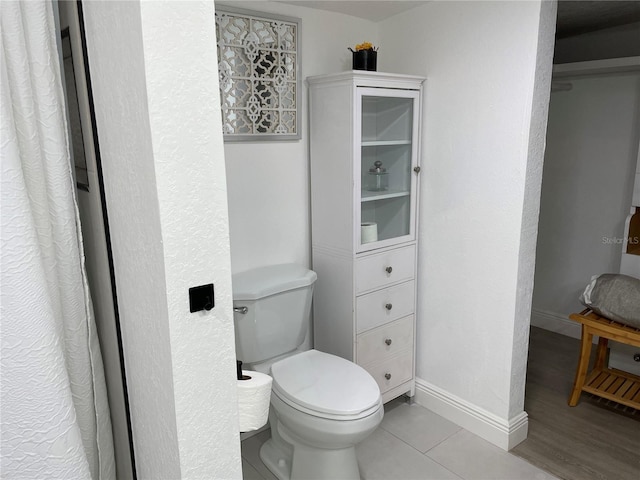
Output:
568,309,640,409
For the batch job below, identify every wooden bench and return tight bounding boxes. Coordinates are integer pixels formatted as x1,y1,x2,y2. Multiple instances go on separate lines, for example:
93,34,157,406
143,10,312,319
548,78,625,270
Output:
568,309,640,409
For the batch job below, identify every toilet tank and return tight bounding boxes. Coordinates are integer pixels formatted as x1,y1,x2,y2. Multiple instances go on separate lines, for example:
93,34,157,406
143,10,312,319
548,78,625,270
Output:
232,264,317,365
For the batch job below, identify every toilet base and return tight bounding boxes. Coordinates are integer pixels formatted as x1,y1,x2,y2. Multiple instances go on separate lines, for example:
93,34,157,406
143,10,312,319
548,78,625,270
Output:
260,436,361,480
258,368,383,480
259,438,291,480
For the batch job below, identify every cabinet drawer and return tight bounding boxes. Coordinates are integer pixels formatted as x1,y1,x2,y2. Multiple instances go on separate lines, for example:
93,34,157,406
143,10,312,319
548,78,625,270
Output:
355,245,416,294
357,315,413,366
356,282,415,333
362,351,413,394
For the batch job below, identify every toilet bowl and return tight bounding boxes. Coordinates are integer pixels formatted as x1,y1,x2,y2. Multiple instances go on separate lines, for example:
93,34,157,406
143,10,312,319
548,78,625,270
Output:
259,349,383,480
232,264,383,480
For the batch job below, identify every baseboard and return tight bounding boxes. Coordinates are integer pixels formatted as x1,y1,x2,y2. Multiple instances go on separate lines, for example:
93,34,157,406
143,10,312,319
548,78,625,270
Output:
414,378,528,451
530,309,581,339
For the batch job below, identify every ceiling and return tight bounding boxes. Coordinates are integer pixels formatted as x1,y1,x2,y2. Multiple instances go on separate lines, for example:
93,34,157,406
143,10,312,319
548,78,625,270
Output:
281,1,426,22
556,1,640,38
281,1,640,38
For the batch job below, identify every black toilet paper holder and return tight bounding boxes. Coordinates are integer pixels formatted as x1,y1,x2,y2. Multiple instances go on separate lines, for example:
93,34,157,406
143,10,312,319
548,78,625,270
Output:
237,360,251,381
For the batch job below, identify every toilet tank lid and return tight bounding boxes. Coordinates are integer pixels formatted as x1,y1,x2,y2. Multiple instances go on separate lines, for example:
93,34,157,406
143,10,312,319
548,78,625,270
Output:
232,264,317,301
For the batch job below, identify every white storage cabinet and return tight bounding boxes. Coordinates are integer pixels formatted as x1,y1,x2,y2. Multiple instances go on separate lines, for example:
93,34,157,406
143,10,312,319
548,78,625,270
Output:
307,71,424,402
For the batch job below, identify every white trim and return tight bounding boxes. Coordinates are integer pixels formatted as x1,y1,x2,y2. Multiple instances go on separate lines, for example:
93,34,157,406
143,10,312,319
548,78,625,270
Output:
530,309,582,339
307,71,425,90
414,378,528,451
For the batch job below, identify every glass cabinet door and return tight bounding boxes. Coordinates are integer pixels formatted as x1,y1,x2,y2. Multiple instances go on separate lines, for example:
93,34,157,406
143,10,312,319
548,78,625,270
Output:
357,88,420,251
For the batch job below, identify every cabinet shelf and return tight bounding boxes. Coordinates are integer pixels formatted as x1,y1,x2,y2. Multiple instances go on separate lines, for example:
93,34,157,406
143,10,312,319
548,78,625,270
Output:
361,189,410,202
361,140,412,147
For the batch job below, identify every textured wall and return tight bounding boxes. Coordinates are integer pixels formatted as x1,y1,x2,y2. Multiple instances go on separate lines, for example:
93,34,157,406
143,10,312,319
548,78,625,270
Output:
58,1,134,476
511,0,556,420
83,1,241,477
139,1,241,477
380,0,550,422
82,1,181,476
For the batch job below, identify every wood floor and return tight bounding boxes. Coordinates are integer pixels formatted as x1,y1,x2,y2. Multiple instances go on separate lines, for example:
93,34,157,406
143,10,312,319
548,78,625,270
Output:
512,327,640,480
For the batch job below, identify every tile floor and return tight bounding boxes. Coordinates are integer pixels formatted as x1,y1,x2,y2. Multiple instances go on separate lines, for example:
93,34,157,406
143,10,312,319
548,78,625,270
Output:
241,398,559,480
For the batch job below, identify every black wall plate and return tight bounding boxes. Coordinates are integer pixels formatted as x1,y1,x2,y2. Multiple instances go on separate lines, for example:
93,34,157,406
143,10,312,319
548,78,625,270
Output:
189,284,214,313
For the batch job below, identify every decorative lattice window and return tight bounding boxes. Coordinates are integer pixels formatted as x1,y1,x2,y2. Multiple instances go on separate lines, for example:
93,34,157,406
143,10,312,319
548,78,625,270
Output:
215,7,301,141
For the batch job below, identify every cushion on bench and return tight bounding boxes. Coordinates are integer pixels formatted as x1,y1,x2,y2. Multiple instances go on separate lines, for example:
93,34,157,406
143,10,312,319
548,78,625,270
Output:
579,273,640,329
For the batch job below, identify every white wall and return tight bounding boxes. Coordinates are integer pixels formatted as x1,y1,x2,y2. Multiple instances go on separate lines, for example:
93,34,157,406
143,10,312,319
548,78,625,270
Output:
532,73,640,320
218,0,379,274
512,0,557,421
217,0,554,450
379,0,555,448
554,22,640,64
83,1,241,478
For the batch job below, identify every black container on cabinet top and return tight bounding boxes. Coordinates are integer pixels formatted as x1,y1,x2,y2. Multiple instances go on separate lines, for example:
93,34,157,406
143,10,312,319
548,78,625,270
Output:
352,50,377,71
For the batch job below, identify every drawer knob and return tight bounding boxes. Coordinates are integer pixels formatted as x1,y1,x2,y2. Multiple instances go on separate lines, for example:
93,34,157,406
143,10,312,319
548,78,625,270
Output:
385,303,393,311
385,266,393,274
385,338,392,346
384,373,391,380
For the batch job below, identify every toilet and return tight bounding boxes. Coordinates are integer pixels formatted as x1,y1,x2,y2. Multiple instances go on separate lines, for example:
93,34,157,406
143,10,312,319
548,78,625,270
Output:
233,264,383,480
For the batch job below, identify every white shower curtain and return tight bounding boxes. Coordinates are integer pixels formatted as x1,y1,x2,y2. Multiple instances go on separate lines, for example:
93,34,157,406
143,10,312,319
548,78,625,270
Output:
0,1,115,479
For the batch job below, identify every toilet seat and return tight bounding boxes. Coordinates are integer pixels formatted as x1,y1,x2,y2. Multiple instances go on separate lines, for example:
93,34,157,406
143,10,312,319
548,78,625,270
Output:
271,349,381,421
